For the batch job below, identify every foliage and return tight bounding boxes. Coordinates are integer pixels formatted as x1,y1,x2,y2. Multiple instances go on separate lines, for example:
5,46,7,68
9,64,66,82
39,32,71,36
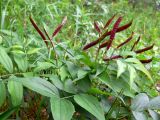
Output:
0,0,160,119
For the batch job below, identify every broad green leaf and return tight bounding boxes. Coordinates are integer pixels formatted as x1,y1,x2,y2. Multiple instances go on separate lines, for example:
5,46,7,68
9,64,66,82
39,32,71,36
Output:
77,69,88,80
59,66,68,81
63,79,77,93
128,64,136,88
148,96,160,110
50,96,75,120
117,60,127,78
148,110,160,120
66,61,79,79
8,79,23,106
50,75,63,90
11,45,23,49
132,111,147,120
27,48,41,54
0,36,2,44
0,80,6,107
0,106,19,120
17,77,59,97
125,58,152,81
131,93,149,111
74,94,105,120
0,47,13,73
34,62,55,72
11,50,25,55
14,55,28,72
76,75,91,92
98,71,135,97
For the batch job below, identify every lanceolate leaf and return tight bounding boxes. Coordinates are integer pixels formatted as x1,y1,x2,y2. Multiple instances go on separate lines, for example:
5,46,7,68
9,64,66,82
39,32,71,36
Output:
117,60,127,78
50,96,75,120
131,93,149,111
148,96,160,110
125,58,153,81
0,106,19,120
14,54,28,72
107,16,123,50
29,16,48,46
74,94,105,120
16,77,59,97
8,78,23,106
0,80,6,107
128,64,137,88
0,47,13,73
83,20,132,50
104,14,116,29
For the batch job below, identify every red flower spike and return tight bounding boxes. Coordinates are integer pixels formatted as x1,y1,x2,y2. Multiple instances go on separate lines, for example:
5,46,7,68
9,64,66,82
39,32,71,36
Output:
103,55,122,61
131,36,141,51
140,58,152,63
117,32,134,48
99,40,109,49
52,16,67,38
107,16,123,50
104,14,116,29
135,44,154,54
83,20,132,50
43,27,54,47
94,21,101,34
29,16,48,47
83,40,100,50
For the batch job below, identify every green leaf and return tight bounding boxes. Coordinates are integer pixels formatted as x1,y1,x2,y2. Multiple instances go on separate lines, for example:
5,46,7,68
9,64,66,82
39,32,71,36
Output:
125,58,152,81
77,69,88,80
0,80,6,107
14,55,28,72
63,79,77,93
34,62,55,73
148,110,160,120
0,36,2,44
131,93,149,111
66,61,79,79
117,60,127,78
50,96,75,120
128,64,136,88
11,50,25,55
98,71,135,97
27,48,41,54
0,106,19,120
132,111,147,120
50,75,63,90
17,77,59,97
0,47,13,73
59,66,68,81
74,94,105,120
8,79,23,106
148,96,160,110
76,75,91,92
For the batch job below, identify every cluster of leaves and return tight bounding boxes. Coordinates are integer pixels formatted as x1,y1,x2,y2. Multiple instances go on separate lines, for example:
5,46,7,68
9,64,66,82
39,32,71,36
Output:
0,12,159,120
